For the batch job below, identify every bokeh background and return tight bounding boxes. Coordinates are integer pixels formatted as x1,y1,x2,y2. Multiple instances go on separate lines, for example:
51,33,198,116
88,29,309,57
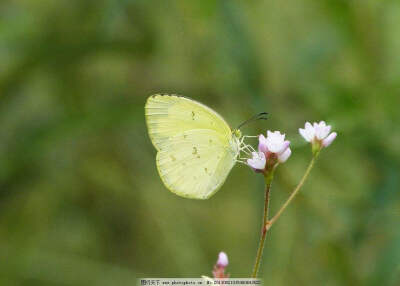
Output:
1,0,400,285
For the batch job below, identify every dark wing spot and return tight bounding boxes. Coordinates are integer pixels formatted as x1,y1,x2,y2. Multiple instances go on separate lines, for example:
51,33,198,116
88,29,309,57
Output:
183,134,188,139
197,155,200,159
170,155,176,161
191,111,195,120
192,147,197,155
204,167,208,173
209,139,213,144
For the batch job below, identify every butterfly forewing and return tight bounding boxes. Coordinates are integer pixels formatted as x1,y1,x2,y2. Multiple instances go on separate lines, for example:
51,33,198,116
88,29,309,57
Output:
145,94,232,151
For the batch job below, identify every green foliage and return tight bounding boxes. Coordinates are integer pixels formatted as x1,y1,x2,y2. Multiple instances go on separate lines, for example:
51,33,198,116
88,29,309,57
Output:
0,0,399,285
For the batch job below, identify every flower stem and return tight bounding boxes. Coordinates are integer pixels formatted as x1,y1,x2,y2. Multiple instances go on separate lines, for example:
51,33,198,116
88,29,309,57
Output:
266,153,319,231
251,153,319,278
251,172,273,278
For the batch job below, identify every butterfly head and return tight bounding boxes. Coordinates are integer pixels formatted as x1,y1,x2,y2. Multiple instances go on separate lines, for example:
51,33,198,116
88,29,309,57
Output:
232,129,242,139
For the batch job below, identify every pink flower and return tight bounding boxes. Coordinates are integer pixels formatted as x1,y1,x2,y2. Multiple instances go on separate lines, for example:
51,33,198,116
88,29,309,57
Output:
299,121,337,148
247,130,291,172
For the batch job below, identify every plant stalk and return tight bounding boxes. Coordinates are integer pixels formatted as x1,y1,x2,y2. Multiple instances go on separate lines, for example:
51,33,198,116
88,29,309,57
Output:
251,152,319,278
266,154,318,230
251,173,273,278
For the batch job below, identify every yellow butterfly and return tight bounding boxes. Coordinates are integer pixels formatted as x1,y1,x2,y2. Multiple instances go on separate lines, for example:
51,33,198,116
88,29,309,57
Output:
145,94,262,199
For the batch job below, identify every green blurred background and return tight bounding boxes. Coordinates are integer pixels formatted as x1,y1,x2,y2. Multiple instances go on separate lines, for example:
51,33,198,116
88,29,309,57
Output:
1,0,399,285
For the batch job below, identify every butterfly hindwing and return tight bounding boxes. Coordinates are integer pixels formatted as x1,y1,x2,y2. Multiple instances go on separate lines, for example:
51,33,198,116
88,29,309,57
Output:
156,129,236,199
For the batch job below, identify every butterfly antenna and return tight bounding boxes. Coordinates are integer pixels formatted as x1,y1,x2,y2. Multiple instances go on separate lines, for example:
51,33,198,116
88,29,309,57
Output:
236,112,268,130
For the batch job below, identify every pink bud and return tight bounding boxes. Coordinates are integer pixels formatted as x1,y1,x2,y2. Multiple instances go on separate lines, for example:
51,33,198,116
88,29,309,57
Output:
217,252,229,268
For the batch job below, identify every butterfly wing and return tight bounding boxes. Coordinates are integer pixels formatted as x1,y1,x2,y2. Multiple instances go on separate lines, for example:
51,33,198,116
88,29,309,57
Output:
156,129,237,199
145,94,238,199
145,94,232,151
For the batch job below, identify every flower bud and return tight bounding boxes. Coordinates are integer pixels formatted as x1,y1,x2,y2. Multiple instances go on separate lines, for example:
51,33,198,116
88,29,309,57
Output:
217,251,229,268
213,251,229,278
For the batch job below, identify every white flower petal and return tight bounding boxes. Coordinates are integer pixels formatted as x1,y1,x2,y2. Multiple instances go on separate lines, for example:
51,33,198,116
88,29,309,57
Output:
314,124,323,140
265,130,286,153
305,124,315,140
247,152,266,170
321,125,331,139
258,134,268,153
299,128,311,142
315,122,332,140
322,132,337,147
278,147,291,163
273,130,284,138
300,122,316,141
277,140,290,154
305,122,313,130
